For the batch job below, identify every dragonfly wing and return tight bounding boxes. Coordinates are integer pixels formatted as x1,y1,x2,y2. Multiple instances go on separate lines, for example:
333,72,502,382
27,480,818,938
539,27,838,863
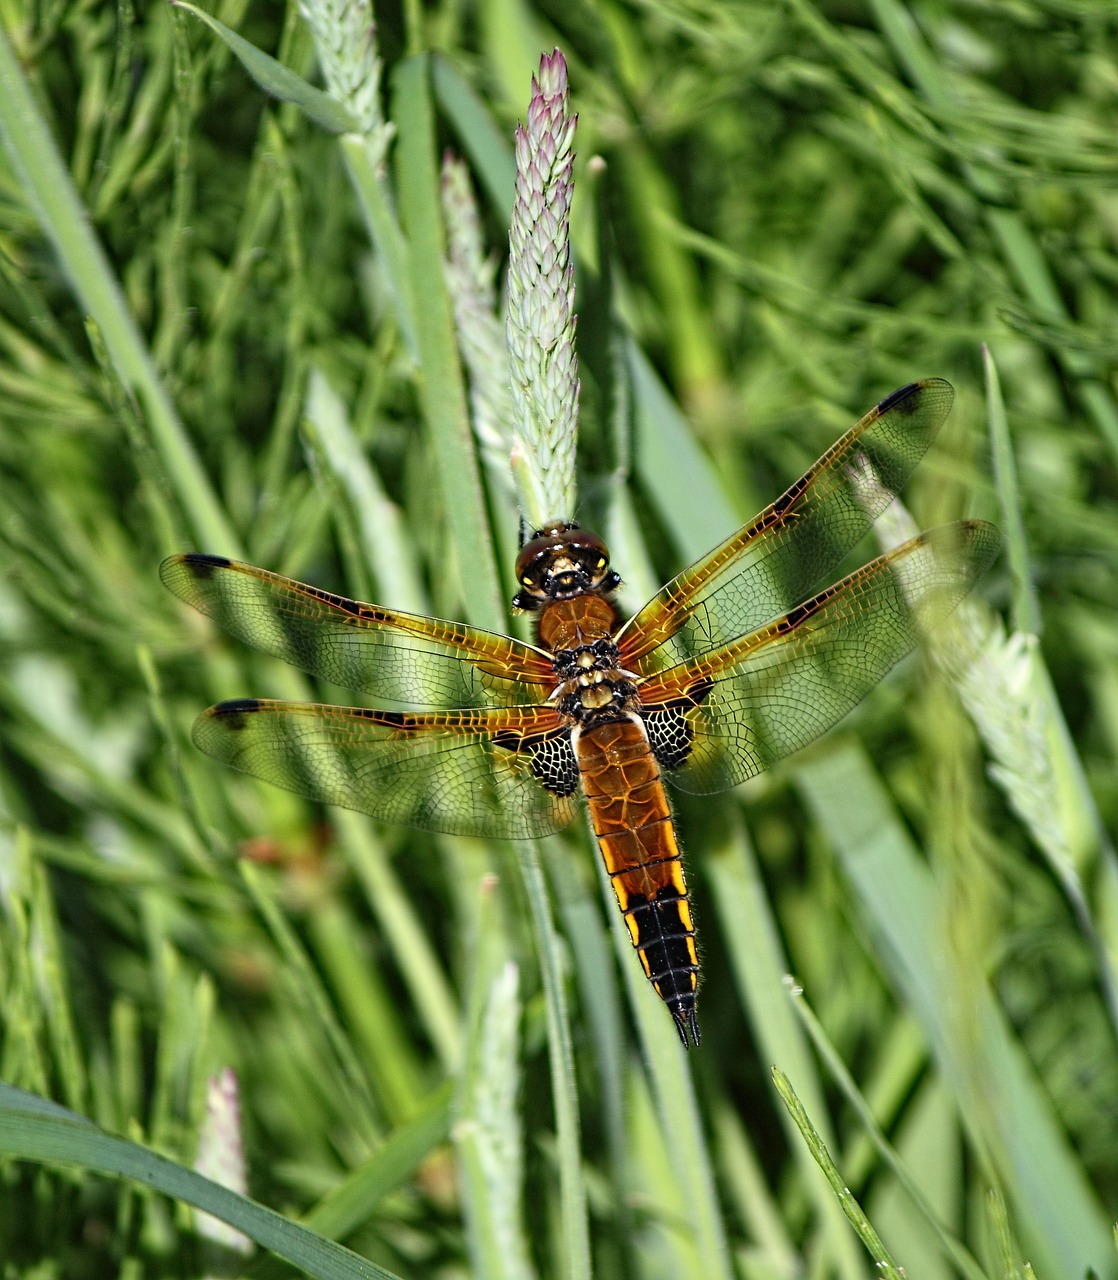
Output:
192,700,579,839
618,380,956,672
161,554,554,708
638,521,999,794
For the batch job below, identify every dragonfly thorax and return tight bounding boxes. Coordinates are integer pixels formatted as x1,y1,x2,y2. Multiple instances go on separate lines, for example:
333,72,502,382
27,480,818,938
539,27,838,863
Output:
532,595,633,724
551,637,621,680
556,670,638,725
535,592,621,656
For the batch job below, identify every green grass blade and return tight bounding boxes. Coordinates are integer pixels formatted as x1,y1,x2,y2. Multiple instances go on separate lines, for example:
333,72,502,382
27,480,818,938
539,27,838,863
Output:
432,55,516,219
238,861,382,1140
0,23,237,554
391,53,504,630
600,855,734,1280
982,346,1039,636
340,133,420,359
303,369,428,614
341,813,463,1075
797,742,1113,1280
455,962,534,1280
628,341,738,558
518,838,591,1280
302,1082,453,1243
172,3,358,134
790,987,989,1280
0,1082,406,1280
705,816,866,1280
772,1068,905,1280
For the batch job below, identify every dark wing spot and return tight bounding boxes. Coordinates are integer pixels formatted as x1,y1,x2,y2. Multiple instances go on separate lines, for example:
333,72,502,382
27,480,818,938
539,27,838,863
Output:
772,471,809,515
782,602,809,629
530,734,580,796
320,589,362,615
180,552,232,577
369,709,407,726
688,676,714,703
876,382,920,415
782,592,829,631
211,698,261,728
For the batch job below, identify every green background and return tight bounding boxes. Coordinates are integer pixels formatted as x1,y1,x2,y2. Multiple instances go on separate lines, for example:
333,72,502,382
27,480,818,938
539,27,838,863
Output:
0,1,1115,1278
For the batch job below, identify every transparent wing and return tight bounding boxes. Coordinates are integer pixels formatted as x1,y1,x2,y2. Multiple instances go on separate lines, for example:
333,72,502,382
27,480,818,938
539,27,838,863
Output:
161,554,553,709
637,520,999,794
192,699,578,839
618,380,956,672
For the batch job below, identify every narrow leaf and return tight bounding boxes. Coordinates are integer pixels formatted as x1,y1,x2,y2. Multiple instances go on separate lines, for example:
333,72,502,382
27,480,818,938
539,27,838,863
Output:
172,2,359,134
0,1082,403,1280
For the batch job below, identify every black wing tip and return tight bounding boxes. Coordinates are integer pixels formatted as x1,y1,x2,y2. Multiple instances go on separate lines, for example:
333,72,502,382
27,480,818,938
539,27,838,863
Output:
876,378,953,416
209,698,262,727
182,552,233,575
875,376,952,417
159,551,234,586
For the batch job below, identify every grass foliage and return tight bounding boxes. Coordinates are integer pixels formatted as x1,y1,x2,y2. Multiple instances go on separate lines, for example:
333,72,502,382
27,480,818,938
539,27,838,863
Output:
1,1,1117,1277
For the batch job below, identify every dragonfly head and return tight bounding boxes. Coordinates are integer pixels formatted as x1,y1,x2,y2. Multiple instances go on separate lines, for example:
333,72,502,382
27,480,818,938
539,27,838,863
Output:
513,522,621,609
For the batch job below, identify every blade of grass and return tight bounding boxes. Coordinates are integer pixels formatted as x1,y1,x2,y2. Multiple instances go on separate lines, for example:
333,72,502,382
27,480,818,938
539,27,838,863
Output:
27,848,88,1114
618,148,724,403
868,0,1118,465
171,3,358,134
391,54,504,631
250,1082,454,1280
622,1063,705,1277
238,860,382,1143
340,134,420,360
548,854,629,1198
302,368,428,614
796,740,1113,1280
517,837,591,1280
628,340,738,558
0,1082,406,1280
789,985,988,1280
710,1094,798,1277
0,23,238,555
772,1068,906,1280
455,962,534,1280
705,813,866,1280
432,56,516,220
304,892,426,1123
301,1081,453,1240
982,347,1039,637
599,852,734,1280
341,812,463,1075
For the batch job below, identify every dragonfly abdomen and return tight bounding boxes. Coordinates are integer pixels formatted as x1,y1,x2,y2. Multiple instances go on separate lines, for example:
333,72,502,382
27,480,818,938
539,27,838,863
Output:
575,717,700,1046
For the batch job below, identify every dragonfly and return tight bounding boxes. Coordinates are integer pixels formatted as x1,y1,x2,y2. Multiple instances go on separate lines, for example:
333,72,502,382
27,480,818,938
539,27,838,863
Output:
162,379,998,1046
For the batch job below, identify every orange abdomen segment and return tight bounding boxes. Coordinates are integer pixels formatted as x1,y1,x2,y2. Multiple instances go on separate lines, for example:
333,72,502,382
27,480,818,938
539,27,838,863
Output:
576,717,700,1045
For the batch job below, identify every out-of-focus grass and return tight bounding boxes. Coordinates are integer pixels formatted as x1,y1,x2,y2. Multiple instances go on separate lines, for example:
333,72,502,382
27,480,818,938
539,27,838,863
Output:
0,2,1116,1279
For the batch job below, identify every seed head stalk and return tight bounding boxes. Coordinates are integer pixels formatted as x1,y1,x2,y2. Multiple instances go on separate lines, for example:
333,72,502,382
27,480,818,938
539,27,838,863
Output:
297,0,393,163
441,153,517,503
506,50,580,531
193,1069,251,1257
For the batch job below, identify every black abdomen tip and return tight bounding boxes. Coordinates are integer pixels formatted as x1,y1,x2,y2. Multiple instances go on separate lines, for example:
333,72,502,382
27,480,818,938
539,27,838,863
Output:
671,999,701,1048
